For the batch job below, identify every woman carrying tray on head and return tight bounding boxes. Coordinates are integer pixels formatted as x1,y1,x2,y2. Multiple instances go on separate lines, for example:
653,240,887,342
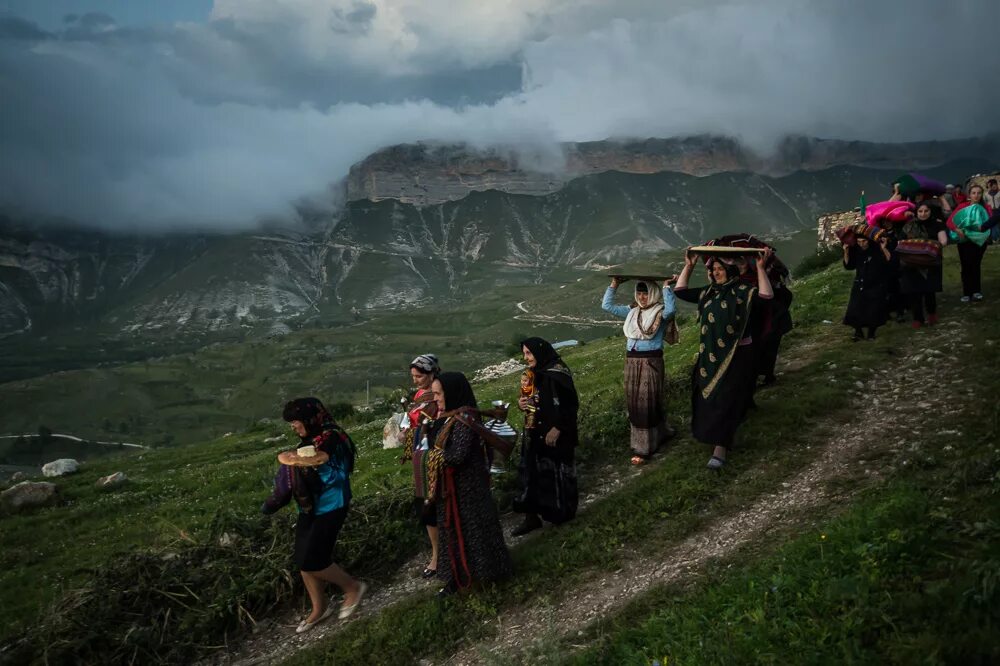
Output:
601,277,678,464
399,354,441,579
513,337,580,535
262,398,366,633
897,202,947,327
674,247,774,470
424,372,512,595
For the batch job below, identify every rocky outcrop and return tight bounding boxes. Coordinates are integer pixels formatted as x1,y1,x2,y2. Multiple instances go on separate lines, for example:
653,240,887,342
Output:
817,210,862,247
346,135,1000,206
1,480,58,511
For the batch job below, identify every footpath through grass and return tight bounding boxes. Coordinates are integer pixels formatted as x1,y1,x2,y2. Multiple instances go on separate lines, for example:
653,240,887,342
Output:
564,272,1000,665
281,251,999,665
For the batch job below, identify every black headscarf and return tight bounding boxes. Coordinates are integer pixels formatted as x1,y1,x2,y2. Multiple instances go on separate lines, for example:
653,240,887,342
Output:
436,371,478,412
520,337,561,372
282,397,333,439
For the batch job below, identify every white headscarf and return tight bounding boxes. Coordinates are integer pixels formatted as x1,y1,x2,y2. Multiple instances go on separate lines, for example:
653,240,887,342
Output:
623,281,665,340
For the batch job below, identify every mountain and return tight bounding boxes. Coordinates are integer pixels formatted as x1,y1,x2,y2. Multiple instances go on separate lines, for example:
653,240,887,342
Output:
1,158,994,353
345,135,1000,206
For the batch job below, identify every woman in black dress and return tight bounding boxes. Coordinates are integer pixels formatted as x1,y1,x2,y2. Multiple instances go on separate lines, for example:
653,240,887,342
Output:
897,202,948,327
842,234,893,340
426,372,512,595
674,248,774,469
513,337,580,535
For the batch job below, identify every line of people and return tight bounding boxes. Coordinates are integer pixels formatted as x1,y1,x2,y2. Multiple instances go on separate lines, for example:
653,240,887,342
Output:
260,241,801,628
843,182,998,340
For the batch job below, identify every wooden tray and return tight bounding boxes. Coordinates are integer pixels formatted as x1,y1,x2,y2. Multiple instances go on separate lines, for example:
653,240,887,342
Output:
607,273,676,281
688,245,766,254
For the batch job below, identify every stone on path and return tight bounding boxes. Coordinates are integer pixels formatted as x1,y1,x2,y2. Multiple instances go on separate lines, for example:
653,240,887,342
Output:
41,459,79,477
1,481,59,511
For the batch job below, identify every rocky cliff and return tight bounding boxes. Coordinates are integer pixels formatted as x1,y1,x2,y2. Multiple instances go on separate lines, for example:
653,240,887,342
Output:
346,135,1000,206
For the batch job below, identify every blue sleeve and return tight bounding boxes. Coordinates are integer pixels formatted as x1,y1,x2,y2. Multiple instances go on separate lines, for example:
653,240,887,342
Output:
662,287,676,320
261,464,293,514
601,287,631,319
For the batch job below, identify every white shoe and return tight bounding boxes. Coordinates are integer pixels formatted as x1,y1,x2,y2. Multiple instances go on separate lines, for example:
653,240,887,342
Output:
960,296,971,303
973,292,984,301
296,603,336,634
339,582,368,620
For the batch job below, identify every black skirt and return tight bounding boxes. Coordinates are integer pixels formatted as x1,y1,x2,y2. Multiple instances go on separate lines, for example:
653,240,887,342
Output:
691,344,755,447
412,497,438,527
294,506,349,572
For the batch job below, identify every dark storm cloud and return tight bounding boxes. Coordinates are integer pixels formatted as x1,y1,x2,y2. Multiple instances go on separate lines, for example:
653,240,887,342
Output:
0,0,995,231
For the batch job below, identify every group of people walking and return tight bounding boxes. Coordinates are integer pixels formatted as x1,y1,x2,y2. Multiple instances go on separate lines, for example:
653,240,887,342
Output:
261,219,990,632
843,180,999,340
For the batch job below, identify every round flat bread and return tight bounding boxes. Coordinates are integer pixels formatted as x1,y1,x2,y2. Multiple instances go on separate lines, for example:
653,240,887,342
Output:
277,449,330,467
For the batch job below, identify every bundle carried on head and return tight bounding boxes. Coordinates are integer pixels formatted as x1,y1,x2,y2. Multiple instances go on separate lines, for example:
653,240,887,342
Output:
836,222,887,247
865,200,914,227
701,233,788,282
893,173,946,198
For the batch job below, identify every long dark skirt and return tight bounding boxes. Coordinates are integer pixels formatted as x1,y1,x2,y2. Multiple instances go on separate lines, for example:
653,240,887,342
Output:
437,467,512,589
624,350,668,457
513,432,578,524
844,284,888,329
691,344,755,448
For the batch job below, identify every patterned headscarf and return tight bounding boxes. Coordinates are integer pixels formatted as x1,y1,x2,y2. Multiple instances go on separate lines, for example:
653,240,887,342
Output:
282,397,333,438
410,353,441,376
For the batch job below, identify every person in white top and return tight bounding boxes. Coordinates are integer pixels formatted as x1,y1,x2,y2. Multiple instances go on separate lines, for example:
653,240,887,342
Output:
984,179,1000,212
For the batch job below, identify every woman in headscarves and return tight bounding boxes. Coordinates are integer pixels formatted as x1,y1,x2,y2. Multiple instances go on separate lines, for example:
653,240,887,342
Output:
841,233,893,341
601,278,677,464
512,337,580,535
946,183,993,303
399,354,441,578
673,248,774,470
262,398,366,633
897,202,948,327
424,372,512,595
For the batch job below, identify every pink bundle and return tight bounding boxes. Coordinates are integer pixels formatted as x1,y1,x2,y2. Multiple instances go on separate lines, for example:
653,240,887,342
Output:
864,200,915,227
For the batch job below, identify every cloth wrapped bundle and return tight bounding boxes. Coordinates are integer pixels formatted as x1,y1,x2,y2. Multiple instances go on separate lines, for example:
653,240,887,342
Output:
865,200,915,227
703,233,789,282
893,173,947,198
948,204,991,246
837,223,887,246
895,238,943,267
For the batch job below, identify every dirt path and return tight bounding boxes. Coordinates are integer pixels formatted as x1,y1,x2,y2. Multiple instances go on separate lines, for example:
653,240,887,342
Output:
216,460,647,666
439,320,967,665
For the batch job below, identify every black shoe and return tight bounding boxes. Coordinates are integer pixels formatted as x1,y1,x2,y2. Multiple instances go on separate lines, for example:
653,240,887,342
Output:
436,581,458,598
512,515,542,537
421,567,437,579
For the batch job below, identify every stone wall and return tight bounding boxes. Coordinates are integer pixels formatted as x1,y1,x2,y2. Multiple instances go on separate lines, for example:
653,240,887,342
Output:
817,210,862,247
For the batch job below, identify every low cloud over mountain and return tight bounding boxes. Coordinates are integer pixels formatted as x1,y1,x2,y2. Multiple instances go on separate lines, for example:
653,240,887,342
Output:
0,0,995,230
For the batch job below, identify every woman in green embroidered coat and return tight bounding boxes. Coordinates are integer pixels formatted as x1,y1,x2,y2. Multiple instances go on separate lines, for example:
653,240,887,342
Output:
674,248,774,470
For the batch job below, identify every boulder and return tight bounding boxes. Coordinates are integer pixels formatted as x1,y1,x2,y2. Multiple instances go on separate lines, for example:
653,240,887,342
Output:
41,459,79,477
96,472,128,489
1,481,58,511
9,471,26,483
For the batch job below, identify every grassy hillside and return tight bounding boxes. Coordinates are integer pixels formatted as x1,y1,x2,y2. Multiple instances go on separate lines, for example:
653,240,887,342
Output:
3,247,996,665
0,230,819,448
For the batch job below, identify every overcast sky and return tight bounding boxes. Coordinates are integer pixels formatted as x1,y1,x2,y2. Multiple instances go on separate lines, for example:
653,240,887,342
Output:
0,0,995,231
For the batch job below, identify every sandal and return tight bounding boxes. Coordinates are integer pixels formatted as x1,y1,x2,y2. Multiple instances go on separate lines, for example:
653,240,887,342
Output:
338,582,368,620
630,456,646,466
421,567,437,579
296,603,336,634
707,455,726,471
